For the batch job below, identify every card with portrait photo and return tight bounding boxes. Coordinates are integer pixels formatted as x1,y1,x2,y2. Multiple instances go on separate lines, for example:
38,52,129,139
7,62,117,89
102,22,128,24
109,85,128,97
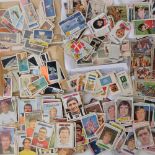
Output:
97,123,121,150
54,122,75,148
43,101,63,123
84,101,103,114
134,102,150,123
31,121,55,149
61,92,85,120
133,19,155,36
133,3,150,20
133,122,154,149
25,110,43,138
102,101,116,122
3,77,12,98
81,113,99,139
87,13,110,37
116,97,133,123
0,127,15,155
18,98,41,130
17,132,36,155
0,98,17,125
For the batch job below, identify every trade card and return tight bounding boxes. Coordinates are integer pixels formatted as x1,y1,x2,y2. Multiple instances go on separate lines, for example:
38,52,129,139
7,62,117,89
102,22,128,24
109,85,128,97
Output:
24,39,44,53
116,97,133,123
47,61,59,82
25,111,42,137
90,38,102,51
0,32,20,44
18,132,36,154
43,101,63,123
142,81,155,97
61,92,85,120
23,30,33,40
134,67,152,79
37,148,54,155
128,7,134,22
33,29,53,44
84,73,98,92
43,0,56,18
152,0,155,18
116,71,133,96
3,77,12,98
54,122,75,148
40,21,55,30
31,121,55,149
97,123,121,150
134,80,145,96
19,75,32,97
23,3,39,29
0,127,15,155
81,113,99,139
67,75,78,91
132,54,151,68
76,74,86,92
97,113,105,127
40,52,50,66
2,10,12,24
18,98,40,130
9,5,22,27
87,0,106,18
106,6,127,23
121,132,137,155
16,52,30,74
0,98,17,125
131,37,153,55
89,140,106,155
87,13,110,37
59,11,87,37
44,82,64,94
134,3,150,20
102,101,115,122
134,102,150,123
146,128,155,152
1,55,18,69
16,15,25,31
29,39,49,48
109,20,131,44
133,122,154,149
28,55,39,67
27,76,48,96
76,120,88,146
84,101,103,114
133,19,155,36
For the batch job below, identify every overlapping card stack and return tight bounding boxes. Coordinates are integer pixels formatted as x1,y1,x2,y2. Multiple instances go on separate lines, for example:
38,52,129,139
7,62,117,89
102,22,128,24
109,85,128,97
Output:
0,0,155,155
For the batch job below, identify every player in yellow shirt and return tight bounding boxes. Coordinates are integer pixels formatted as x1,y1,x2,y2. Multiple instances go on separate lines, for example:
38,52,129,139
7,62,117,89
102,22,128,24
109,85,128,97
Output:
19,138,36,155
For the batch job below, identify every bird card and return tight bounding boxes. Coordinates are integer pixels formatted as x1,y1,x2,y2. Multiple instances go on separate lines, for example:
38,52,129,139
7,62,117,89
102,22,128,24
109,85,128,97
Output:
3,77,12,98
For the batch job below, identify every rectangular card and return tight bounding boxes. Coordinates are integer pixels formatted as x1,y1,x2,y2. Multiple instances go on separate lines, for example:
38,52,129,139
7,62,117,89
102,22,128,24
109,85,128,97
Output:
61,92,85,120
59,11,87,37
16,52,30,74
33,29,53,44
97,123,121,150
81,113,99,139
40,21,55,30
43,0,56,18
3,77,12,98
54,122,75,148
133,19,155,36
27,76,48,96
133,122,154,149
29,38,49,48
31,121,55,149
25,111,42,137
